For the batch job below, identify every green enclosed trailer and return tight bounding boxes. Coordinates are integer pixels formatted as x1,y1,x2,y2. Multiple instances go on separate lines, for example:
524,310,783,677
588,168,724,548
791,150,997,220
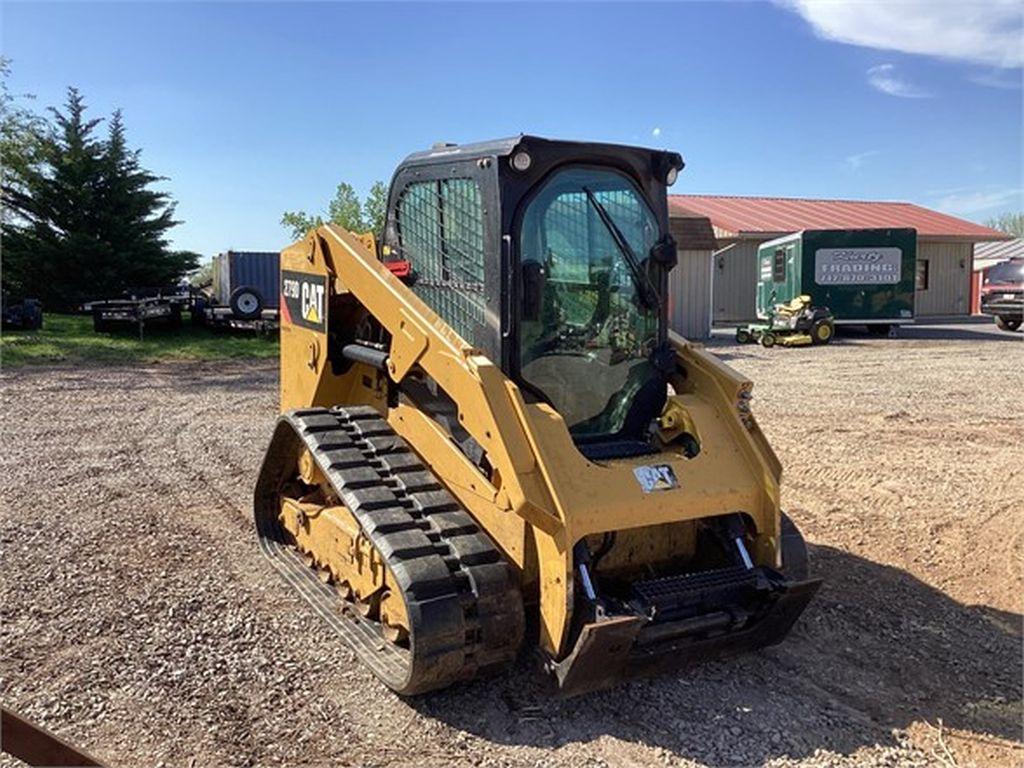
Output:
756,228,916,333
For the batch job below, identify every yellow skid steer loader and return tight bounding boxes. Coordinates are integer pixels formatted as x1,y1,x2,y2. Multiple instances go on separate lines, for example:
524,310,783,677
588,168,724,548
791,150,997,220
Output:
255,136,819,695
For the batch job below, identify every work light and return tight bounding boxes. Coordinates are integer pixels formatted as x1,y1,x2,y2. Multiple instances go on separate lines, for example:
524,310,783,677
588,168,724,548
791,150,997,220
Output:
511,151,532,172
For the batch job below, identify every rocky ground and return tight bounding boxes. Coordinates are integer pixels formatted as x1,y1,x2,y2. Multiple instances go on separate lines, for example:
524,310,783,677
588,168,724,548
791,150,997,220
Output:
1,323,1021,767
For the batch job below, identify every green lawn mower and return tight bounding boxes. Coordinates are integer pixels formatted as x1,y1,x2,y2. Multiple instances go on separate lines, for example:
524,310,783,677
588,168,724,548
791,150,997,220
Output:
736,295,835,348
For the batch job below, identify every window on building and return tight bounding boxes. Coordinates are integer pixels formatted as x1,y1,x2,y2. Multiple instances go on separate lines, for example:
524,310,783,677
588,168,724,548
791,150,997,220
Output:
916,259,929,291
772,248,787,283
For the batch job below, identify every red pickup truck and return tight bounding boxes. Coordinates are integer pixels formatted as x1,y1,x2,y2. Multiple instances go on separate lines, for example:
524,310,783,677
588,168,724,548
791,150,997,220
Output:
980,257,1024,332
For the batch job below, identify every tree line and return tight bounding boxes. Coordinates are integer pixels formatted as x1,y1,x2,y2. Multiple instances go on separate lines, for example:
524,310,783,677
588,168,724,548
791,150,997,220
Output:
1,60,199,310
984,212,1024,238
281,180,388,241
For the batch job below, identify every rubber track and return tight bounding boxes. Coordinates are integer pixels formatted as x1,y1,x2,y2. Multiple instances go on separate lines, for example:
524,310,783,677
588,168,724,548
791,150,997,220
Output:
254,406,524,695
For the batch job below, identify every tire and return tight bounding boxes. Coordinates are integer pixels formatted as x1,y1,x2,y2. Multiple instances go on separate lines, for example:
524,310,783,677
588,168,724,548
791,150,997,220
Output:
92,312,110,333
811,319,834,345
995,315,1022,332
780,513,809,580
736,328,752,344
230,286,263,320
761,332,776,348
867,324,891,336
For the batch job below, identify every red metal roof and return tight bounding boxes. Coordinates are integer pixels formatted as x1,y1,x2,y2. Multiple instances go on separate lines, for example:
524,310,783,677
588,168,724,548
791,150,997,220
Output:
669,195,1011,241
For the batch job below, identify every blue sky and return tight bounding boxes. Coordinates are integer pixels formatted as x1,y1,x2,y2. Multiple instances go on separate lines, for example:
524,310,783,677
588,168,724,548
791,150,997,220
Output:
3,1,1022,256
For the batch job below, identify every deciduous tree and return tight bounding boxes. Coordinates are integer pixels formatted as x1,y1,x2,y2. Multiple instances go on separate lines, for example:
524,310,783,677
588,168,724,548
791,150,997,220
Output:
985,212,1024,238
364,180,388,235
281,180,387,240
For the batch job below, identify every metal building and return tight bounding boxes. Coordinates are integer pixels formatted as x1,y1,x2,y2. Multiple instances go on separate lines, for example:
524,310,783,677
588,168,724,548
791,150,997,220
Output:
667,210,717,339
668,195,1011,323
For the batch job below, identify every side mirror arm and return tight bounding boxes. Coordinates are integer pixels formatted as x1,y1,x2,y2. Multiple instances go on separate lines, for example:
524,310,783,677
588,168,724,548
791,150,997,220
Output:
650,233,678,271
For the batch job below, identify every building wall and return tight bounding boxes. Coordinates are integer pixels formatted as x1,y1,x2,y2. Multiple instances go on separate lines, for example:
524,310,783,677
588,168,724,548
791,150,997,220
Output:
915,241,972,316
712,240,760,323
668,249,713,339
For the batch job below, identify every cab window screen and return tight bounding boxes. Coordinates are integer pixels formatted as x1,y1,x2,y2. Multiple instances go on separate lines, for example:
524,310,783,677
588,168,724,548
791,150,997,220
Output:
395,179,485,341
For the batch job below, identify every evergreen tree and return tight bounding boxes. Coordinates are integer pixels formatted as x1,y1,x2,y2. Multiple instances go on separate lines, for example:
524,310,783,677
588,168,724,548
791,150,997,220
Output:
2,88,108,308
2,88,196,309
99,110,194,290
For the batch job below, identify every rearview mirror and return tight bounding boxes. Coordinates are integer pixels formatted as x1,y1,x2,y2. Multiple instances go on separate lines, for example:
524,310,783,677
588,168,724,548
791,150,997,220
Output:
649,233,677,270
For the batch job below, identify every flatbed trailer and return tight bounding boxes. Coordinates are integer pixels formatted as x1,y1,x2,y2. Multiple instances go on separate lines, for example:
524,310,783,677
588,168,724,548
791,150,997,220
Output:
83,292,190,338
191,294,278,332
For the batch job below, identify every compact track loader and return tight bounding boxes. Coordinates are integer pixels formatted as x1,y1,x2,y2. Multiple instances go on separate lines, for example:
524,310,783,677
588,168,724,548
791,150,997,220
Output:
255,136,820,695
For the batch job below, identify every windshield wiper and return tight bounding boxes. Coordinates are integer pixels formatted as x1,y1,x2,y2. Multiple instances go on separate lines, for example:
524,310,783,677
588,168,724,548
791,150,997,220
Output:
582,187,660,311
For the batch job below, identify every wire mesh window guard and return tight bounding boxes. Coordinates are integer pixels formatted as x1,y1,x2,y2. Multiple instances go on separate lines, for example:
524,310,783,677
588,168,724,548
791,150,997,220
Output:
395,179,486,342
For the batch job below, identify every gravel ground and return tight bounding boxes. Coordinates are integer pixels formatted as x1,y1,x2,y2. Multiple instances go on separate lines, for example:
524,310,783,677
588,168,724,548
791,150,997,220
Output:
1,324,1021,768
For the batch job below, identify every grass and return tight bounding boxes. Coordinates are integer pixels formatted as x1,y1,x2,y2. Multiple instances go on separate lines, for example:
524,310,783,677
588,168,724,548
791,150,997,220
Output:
1,313,278,368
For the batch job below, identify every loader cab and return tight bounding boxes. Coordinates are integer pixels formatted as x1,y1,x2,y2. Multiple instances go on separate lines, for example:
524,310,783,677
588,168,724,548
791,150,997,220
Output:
382,135,683,452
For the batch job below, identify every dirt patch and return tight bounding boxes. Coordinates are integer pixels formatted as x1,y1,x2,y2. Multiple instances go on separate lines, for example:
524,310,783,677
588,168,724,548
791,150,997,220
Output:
1,331,1021,767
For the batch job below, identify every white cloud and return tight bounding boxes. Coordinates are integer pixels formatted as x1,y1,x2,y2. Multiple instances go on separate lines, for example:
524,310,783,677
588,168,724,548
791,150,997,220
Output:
867,64,932,98
781,0,1024,68
969,69,1023,90
932,186,1023,216
651,127,662,138
844,149,880,171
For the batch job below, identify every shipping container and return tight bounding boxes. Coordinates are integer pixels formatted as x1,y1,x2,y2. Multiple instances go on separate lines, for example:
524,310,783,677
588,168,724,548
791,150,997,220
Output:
212,251,280,310
756,228,917,325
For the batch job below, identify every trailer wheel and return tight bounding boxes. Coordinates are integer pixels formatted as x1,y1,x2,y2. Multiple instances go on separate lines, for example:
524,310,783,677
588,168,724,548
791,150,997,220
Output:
760,332,776,348
811,319,834,345
230,286,263,320
736,328,752,344
995,315,1021,332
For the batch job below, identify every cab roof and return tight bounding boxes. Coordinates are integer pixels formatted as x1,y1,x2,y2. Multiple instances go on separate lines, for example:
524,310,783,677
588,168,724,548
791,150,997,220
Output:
399,134,679,168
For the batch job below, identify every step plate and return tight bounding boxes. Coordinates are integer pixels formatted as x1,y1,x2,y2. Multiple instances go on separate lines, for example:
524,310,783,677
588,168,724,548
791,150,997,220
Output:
632,565,775,622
